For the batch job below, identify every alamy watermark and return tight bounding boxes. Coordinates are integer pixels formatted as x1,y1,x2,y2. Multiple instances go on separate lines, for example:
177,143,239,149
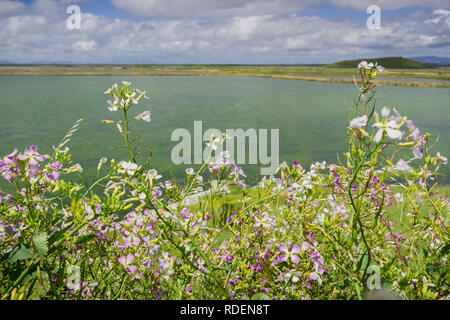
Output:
366,265,381,290
66,264,81,291
366,5,381,30
66,5,81,30
171,121,279,176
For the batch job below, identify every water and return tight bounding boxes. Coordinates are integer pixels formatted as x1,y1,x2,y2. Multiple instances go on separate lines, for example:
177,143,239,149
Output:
0,76,449,186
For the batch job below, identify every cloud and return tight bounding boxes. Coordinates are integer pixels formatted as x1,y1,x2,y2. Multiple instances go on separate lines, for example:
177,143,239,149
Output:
73,40,97,51
0,0,448,63
328,0,450,11
425,9,450,24
0,0,26,18
109,0,450,18
109,0,319,18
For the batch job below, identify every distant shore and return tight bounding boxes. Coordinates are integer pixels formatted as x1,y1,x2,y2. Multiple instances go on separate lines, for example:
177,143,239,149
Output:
1,65,449,88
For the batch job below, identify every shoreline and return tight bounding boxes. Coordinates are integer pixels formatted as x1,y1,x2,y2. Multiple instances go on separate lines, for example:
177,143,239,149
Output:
0,71,449,88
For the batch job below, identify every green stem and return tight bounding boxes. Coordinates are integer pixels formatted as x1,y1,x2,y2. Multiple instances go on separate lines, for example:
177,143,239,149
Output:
123,109,137,164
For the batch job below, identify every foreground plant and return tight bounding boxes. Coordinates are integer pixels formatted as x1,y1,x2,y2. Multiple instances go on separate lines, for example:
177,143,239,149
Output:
0,64,448,300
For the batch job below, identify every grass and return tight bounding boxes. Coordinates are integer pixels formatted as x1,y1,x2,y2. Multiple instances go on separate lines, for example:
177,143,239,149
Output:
325,57,435,69
190,182,450,237
0,64,449,88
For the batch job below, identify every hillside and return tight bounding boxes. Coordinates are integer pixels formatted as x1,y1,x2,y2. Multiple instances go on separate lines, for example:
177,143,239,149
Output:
325,56,435,69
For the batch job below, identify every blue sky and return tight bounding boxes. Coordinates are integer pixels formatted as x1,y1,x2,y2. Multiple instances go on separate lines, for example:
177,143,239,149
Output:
0,0,449,64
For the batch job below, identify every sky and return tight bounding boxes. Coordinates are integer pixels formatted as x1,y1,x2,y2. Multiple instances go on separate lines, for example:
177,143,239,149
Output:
0,0,449,64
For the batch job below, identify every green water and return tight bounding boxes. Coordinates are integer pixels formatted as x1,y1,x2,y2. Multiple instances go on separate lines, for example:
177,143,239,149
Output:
0,76,449,186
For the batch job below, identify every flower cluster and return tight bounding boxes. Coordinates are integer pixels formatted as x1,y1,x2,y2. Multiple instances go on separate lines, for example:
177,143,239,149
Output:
0,64,448,301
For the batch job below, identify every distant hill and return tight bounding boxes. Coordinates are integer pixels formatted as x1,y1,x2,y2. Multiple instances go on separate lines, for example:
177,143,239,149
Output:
409,56,450,66
325,57,435,69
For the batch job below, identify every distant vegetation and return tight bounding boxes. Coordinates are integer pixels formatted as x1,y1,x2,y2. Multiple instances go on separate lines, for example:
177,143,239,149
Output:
1,58,449,88
325,57,435,69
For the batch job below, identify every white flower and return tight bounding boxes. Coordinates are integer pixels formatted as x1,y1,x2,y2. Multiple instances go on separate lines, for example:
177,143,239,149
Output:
413,146,423,159
302,179,313,189
311,161,327,171
395,159,413,173
137,89,149,100
381,106,390,118
358,61,374,70
372,120,402,143
410,128,421,142
376,63,385,73
118,161,139,175
164,180,174,190
394,193,404,202
125,92,139,105
390,107,404,124
185,168,195,176
107,99,119,112
139,111,151,123
350,115,368,128
97,157,108,171
138,192,146,200
435,152,448,165
66,163,83,173
206,135,221,151
144,169,162,181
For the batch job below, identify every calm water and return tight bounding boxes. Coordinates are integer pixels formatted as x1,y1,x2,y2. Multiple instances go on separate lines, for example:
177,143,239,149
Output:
0,76,449,185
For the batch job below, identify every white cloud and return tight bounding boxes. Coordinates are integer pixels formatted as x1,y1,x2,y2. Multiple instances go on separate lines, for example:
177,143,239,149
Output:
109,0,450,18
425,9,450,24
328,0,449,11
0,0,26,18
109,0,319,18
0,0,448,64
73,40,97,51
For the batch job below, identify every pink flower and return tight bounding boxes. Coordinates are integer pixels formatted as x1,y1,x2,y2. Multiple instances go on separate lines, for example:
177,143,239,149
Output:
310,272,323,285
310,251,325,274
395,159,413,174
118,253,137,275
50,161,63,170
279,243,301,264
17,145,49,167
301,241,310,251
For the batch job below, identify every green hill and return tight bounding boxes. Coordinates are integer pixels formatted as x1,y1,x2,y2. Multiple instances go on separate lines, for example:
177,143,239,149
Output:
325,56,435,69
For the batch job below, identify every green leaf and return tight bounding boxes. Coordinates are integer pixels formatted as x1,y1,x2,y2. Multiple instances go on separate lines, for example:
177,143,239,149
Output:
381,256,396,273
223,263,233,271
48,222,74,251
356,252,369,271
74,234,96,245
423,247,429,259
439,242,450,257
3,245,33,263
24,269,46,283
426,262,437,275
33,232,49,258
398,277,409,288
